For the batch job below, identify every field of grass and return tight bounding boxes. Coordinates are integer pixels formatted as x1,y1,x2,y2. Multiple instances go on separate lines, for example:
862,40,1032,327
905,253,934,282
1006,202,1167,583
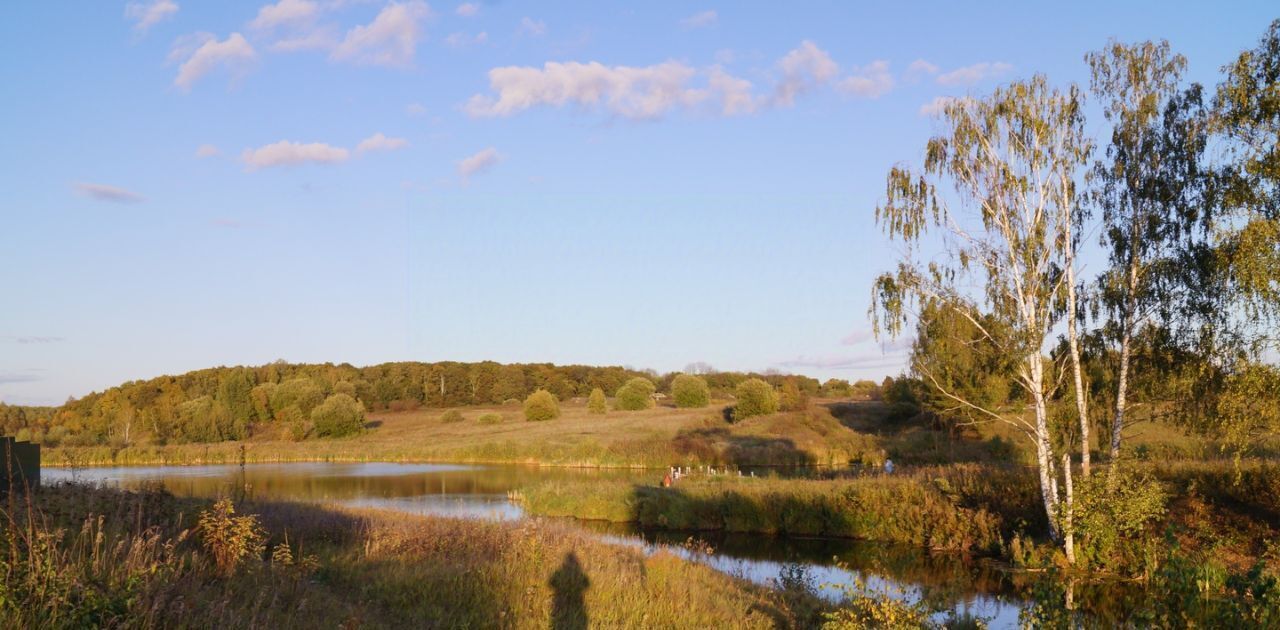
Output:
43,399,883,469
2,482,827,628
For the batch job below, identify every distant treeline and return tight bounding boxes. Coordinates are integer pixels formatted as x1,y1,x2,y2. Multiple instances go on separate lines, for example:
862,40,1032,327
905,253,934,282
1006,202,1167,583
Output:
0,361,879,447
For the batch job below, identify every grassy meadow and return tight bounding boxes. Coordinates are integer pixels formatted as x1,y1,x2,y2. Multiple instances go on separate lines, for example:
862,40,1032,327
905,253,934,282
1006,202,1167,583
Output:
2,482,827,629
43,398,880,468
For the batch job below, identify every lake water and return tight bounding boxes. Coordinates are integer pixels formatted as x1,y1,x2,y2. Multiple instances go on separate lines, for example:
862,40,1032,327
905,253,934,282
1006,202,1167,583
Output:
43,462,1058,628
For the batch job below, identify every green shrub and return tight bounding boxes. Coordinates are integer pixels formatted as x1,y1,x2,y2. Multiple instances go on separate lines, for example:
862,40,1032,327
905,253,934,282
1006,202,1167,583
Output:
615,378,656,411
439,410,465,424
523,389,560,422
587,388,608,414
477,413,504,425
671,375,710,408
779,378,808,412
310,393,365,438
734,378,778,420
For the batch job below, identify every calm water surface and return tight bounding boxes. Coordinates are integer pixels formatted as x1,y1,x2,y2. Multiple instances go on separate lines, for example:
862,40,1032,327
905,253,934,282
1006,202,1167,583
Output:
44,462,1056,628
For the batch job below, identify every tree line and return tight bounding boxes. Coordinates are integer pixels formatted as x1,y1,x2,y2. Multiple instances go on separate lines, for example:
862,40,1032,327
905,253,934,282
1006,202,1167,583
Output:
872,22,1280,565
0,360,879,447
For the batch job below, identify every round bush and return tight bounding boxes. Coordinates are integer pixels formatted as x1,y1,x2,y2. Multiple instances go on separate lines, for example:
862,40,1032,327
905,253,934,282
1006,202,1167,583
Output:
587,388,608,414
615,377,656,411
310,393,365,438
477,413,504,425
734,378,778,420
523,389,560,422
670,374,710,408
439,409,465,423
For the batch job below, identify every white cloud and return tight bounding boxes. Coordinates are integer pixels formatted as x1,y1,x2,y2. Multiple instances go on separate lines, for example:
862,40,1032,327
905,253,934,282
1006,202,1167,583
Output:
936,61,1012,86
405,102,428,116
195,144,220,158
706,65,757,115
125,0,178,34
457,147,501,180
331,1,431,66
518,17,546,37
464,60,705,120
444,31,487,47
906,58,939,78
773,40,838,107
170,32,257,90
73,182,145,203
918,95,957,116
679,10,717,29
355,132,409,154
249,0,319,31
838,60,893,98
455,2,478,17
241,140,350,169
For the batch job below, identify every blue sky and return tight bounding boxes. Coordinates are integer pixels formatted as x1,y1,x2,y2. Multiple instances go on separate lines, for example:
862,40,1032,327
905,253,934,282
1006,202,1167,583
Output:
1,1,1275,405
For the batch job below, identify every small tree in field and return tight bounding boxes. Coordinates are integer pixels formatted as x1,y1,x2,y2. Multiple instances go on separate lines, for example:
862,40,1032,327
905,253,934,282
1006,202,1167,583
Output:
670,374,710,408
615,378,656,411
523,389,560,421
734,378,778,420
310,393,365,438
587,388,607,414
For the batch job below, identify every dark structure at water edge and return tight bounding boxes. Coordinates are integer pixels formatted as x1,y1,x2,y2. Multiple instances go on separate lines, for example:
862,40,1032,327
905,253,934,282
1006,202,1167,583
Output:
1,436,40,489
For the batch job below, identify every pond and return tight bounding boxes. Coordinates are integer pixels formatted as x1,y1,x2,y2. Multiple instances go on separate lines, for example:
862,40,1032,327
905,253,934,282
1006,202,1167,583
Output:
44,462,1101,628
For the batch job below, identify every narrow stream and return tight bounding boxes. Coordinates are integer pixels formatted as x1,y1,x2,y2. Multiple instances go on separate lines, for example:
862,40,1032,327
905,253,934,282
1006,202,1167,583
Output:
42,462,1083,628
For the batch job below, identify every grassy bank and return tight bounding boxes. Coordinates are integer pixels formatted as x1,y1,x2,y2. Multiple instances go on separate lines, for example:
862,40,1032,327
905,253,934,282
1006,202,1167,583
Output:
2,482,827,628
43,402,880,469
515,462,1280,573
514,465,1042,554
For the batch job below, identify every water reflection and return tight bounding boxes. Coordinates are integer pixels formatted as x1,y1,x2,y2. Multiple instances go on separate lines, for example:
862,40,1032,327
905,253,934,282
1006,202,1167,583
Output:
44,462,1066,628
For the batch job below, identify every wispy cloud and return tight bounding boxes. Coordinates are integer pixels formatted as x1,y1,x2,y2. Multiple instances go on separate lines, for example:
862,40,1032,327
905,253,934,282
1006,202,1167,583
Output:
405,102,428,116
444,31,488,48
773,354,908,371
355,132,409,154
331,1,431,67
464,60,704,120
241,140,350,169
906,59,938,79
465,41,897,121
125,0,179,34
457,147,501,180
936,61,1012,86
73,182,145,203
4,336,66,345
0,372,43,385
455,2,478,17
170,32,257,90
195,144,221,158
679,10,717,29
838,60,893,98
772,40,838,107
249,0,318,31
517,17,546,37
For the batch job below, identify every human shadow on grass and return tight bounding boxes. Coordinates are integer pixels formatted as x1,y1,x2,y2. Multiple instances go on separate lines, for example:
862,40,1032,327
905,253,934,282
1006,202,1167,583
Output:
549,552,590,630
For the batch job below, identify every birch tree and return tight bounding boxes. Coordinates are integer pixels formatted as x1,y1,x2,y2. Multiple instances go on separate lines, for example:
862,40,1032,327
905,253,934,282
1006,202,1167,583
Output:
870,76,1089,558
1085,41,1210,479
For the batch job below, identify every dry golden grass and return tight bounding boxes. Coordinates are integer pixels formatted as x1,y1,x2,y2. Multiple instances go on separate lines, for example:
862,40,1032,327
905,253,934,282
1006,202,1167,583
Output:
45,399,882,469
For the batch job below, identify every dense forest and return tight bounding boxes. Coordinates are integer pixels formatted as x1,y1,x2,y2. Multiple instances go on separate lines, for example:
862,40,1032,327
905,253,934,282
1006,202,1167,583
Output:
0,361,877,447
